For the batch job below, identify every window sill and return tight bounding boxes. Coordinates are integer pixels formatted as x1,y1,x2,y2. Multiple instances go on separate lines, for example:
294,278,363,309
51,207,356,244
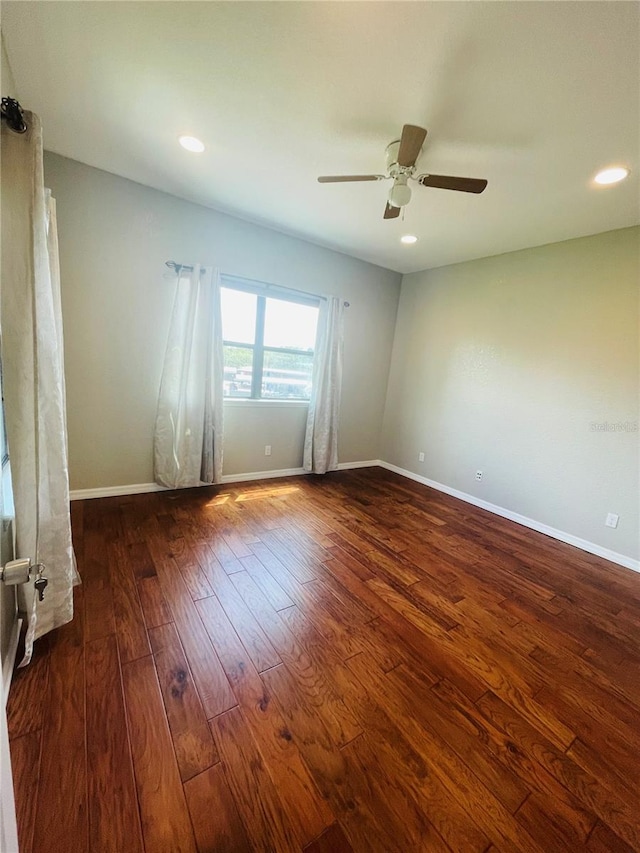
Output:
223,399,310,409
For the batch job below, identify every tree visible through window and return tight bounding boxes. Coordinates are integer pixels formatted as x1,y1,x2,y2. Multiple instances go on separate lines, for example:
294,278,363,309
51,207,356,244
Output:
221,282,319,400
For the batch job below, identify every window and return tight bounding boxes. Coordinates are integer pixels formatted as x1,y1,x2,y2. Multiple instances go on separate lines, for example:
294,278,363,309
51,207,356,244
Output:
221,279,319,400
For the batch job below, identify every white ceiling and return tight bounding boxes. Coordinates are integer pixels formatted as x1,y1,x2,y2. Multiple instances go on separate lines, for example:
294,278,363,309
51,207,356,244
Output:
3,1,639,274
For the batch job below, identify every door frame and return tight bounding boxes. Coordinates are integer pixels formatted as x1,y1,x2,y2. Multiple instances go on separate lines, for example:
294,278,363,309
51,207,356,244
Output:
1,694,19,853
0,346,21,851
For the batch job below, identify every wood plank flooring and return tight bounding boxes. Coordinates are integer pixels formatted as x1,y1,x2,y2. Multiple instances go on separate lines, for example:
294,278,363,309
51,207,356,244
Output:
7,467,640,852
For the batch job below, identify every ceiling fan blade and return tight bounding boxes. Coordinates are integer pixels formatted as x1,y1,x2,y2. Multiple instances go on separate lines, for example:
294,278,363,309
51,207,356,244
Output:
397,125,427,168
419,174,488,194
317,174,383,183
384,203,401,219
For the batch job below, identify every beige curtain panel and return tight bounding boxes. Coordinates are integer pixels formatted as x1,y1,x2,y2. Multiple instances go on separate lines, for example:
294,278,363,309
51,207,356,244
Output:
1,110,78,665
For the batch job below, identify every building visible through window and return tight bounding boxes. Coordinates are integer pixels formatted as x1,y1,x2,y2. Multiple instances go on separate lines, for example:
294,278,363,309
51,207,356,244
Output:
220,279,319,400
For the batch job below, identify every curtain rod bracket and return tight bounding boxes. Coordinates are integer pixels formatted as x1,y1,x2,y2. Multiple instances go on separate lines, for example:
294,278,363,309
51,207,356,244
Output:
1,97,27,133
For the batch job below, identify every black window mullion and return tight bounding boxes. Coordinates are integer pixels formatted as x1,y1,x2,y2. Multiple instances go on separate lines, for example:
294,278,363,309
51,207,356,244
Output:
252,296,266,398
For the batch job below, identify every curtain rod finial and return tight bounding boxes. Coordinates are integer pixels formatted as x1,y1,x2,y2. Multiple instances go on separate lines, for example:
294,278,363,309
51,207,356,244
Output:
1,97,27,133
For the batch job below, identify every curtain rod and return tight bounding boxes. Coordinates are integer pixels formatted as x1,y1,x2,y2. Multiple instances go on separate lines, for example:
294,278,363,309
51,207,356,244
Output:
165,261,350,307
1,97,27,133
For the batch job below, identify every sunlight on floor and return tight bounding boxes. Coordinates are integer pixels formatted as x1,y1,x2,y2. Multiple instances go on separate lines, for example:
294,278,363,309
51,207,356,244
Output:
204,485,300,508
205,494,231,507
235,486,300,502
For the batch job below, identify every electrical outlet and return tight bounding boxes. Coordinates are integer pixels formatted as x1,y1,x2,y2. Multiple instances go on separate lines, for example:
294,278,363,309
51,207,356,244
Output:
418,452,425,462
475,470,483,481
605,512,619,529
264,445,272,456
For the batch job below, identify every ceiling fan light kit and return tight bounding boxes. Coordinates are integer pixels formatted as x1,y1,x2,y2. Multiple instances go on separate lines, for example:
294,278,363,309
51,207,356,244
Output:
388,176,412,209
318,123,488,219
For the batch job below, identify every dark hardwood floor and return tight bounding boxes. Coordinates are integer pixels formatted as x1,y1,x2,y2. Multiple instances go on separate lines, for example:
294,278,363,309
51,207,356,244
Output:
7,467,640,852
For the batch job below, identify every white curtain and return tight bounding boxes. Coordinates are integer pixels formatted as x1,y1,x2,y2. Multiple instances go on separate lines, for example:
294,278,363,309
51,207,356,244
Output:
154,266,224,488
303,295,344,474
1,111,78,666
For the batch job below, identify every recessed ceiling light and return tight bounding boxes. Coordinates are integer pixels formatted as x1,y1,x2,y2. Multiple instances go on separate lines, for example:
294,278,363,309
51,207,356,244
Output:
401,235,418,245
594,166,629,185
179,135,205,153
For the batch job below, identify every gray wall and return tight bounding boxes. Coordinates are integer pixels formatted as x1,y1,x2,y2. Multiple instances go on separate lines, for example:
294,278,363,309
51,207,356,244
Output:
382,227,640,561
45,150,639,562
44,152,401,489
1,32,18,96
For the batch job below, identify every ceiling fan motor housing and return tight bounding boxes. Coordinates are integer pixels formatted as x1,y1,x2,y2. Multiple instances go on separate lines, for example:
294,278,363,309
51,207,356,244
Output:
386,140,401,172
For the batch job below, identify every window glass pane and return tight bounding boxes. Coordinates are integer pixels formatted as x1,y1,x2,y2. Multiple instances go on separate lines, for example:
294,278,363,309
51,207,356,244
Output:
221,288,257,344
261,350,314,399
264,298,318,351
223,346,253,397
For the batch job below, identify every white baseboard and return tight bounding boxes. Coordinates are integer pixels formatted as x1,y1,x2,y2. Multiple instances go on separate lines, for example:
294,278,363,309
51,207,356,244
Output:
69,482,168,501
221,467,307,483
223,460,378,481
69,460,380,501
336,460,379,470
377,460,640,574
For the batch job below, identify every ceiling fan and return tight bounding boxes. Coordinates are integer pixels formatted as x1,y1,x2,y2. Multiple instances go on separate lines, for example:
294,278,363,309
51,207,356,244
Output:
318,124,488,219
